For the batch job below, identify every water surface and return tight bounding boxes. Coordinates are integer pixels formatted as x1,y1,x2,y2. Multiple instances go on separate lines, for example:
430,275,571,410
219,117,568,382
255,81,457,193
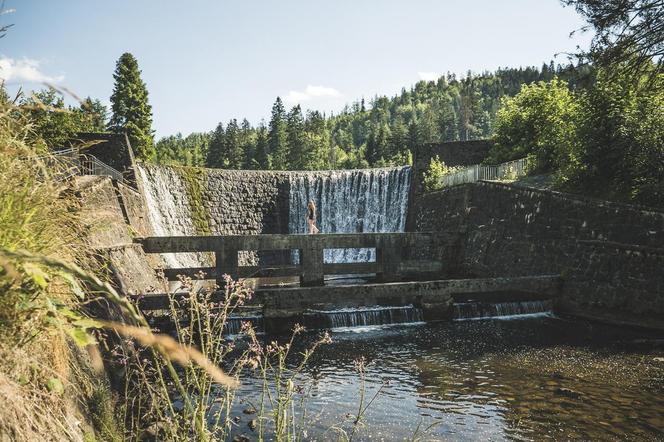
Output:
227,316,664,440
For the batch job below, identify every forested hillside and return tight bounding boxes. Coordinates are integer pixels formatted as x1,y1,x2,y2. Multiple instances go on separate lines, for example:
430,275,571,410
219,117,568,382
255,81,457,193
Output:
154,63,594,170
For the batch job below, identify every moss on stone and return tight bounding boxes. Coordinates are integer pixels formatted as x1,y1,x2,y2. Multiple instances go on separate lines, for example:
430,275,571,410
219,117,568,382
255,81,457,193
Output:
176,166,211,235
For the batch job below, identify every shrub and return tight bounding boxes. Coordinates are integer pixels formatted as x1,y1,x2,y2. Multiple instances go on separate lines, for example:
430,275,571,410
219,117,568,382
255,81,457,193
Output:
422,155,463,191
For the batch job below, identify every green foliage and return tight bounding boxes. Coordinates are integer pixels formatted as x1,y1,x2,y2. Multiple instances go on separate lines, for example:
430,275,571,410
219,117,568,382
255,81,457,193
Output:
268,97,289,170
487,78,579,173
422,155,462,192
487,68,664,207
562,0,664,82
176,166,211,235
108,52,155,160
573,69,664,204
156,131,209,166
21,88,108,148
155,63,595,171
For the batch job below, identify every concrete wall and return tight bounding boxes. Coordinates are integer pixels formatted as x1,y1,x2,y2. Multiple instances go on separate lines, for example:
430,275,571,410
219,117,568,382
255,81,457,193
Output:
411,181,664,328
75,176,165,296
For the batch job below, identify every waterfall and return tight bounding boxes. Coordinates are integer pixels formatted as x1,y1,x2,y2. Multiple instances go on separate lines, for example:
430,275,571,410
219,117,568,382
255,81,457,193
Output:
288,167,411,263
224,315,264,335
453,300,554,320
303,305,423,329
136,164,209,269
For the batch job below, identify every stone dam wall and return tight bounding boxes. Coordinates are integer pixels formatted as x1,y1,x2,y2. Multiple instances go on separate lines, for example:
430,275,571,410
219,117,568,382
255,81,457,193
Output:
411,181,664,328
75,151,662,329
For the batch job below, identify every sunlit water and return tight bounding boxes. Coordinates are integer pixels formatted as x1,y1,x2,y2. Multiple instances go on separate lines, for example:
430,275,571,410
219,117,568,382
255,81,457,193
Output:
223,316,664,441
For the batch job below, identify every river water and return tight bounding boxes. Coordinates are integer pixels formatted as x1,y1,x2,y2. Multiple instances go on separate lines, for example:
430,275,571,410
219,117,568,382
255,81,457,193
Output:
226,316,664,441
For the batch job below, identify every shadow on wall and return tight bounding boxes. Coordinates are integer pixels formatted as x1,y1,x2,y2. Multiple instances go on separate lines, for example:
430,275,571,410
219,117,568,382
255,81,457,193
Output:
407,139,493,230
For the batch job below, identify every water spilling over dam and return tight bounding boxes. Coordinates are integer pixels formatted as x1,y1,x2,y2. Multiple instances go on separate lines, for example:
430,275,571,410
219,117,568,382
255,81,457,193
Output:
137,164,411,267
289,167,411,262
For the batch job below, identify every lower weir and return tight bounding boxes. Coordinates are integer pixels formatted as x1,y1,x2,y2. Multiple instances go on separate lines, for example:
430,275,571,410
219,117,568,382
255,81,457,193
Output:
302,305,424,329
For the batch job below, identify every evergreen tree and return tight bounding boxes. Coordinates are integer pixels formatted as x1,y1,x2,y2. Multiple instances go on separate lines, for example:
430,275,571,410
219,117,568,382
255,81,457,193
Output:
108,52,155,160
206,123,225,167
79,97,108,132
224,119,243,169
302,110,330,169
268,97,289,170
254,123,270,169
286,105,306,169
240,118,256,169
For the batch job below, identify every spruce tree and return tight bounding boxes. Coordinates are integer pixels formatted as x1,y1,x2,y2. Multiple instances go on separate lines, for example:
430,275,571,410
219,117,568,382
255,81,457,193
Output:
286,105,306,169
108,52,155,160
206,122,225,167
254,124,270,169
224,119,243,169
268,97,289,170
240,118,256,169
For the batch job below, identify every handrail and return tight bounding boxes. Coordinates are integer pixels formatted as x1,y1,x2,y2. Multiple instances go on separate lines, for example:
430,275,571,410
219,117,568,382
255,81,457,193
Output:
43,149,124,183
439,157,531,188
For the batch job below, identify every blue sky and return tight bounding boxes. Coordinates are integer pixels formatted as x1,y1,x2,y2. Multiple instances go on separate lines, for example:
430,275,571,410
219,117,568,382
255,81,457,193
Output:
2,0,592,138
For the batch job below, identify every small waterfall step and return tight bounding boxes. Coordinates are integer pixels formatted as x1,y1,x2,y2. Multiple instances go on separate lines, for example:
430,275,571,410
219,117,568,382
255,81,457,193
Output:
303,305,423,329
453,300,554,320
224,315,264,335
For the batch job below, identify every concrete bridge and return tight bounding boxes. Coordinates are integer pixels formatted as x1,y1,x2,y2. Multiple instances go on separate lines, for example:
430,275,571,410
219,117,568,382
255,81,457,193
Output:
137,232,455,286
135,232,562,332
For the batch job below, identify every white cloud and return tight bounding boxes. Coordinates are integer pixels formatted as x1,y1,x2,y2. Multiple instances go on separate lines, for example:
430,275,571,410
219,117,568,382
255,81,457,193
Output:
284,84,341,105
418,71,441,82
0,57,64,84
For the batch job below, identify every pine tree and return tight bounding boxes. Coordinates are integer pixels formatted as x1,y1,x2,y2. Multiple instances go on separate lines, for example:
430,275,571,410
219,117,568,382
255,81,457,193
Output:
286,105,306,169
224,119,243,169
206,123,225,167
108,52,155,159
254,123,270,169
240,118,256,169
268,97,289,170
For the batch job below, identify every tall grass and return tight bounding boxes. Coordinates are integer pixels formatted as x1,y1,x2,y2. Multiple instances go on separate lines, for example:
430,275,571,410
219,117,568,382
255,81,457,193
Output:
116,273,332,441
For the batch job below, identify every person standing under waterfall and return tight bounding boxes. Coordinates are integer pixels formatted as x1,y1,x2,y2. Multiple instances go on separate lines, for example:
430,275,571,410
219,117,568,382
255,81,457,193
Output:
307,200,319,234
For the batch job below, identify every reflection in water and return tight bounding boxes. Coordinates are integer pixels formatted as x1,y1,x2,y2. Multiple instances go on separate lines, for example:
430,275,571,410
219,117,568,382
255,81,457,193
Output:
224,317,664,440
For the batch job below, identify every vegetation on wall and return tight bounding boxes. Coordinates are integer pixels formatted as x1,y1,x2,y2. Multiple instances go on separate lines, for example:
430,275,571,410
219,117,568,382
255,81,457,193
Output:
176,166,212,235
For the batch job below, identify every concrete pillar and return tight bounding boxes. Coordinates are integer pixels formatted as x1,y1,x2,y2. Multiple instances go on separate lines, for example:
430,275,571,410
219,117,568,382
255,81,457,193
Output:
215,246,238,287
300,244,324,286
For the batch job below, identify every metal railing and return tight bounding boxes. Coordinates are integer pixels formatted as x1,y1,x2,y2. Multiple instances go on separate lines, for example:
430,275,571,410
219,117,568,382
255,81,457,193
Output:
48,149,124,183
79,154,124,182
439,157,530,188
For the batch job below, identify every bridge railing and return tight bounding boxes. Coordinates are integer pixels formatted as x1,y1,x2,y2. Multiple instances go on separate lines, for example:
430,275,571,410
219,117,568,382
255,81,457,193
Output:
137,232,452,287
439,157,531,188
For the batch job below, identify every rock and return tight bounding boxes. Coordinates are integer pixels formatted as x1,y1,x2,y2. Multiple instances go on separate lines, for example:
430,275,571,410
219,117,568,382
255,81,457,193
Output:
554,387,583,400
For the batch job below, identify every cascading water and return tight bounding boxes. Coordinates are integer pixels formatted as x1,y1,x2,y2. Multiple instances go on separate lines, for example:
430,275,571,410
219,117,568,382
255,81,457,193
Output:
453,300,554,320
288,167,411,263
303,305,423,329
136,164,210,269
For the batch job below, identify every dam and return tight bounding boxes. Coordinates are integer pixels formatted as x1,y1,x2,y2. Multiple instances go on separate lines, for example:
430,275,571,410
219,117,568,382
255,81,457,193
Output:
75,135,664,440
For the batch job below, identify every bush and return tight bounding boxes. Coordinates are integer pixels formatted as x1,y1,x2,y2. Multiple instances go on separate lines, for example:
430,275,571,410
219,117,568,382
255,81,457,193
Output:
487,78,579,175
422,155,463,191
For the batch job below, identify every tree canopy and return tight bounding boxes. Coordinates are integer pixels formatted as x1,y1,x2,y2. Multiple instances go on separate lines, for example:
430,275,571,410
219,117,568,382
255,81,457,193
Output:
108,52,155,160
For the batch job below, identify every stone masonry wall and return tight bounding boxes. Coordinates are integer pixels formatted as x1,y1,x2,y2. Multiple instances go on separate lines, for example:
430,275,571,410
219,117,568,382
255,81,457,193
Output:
407,140,492,230
202,169,291,236
412,181,664,328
